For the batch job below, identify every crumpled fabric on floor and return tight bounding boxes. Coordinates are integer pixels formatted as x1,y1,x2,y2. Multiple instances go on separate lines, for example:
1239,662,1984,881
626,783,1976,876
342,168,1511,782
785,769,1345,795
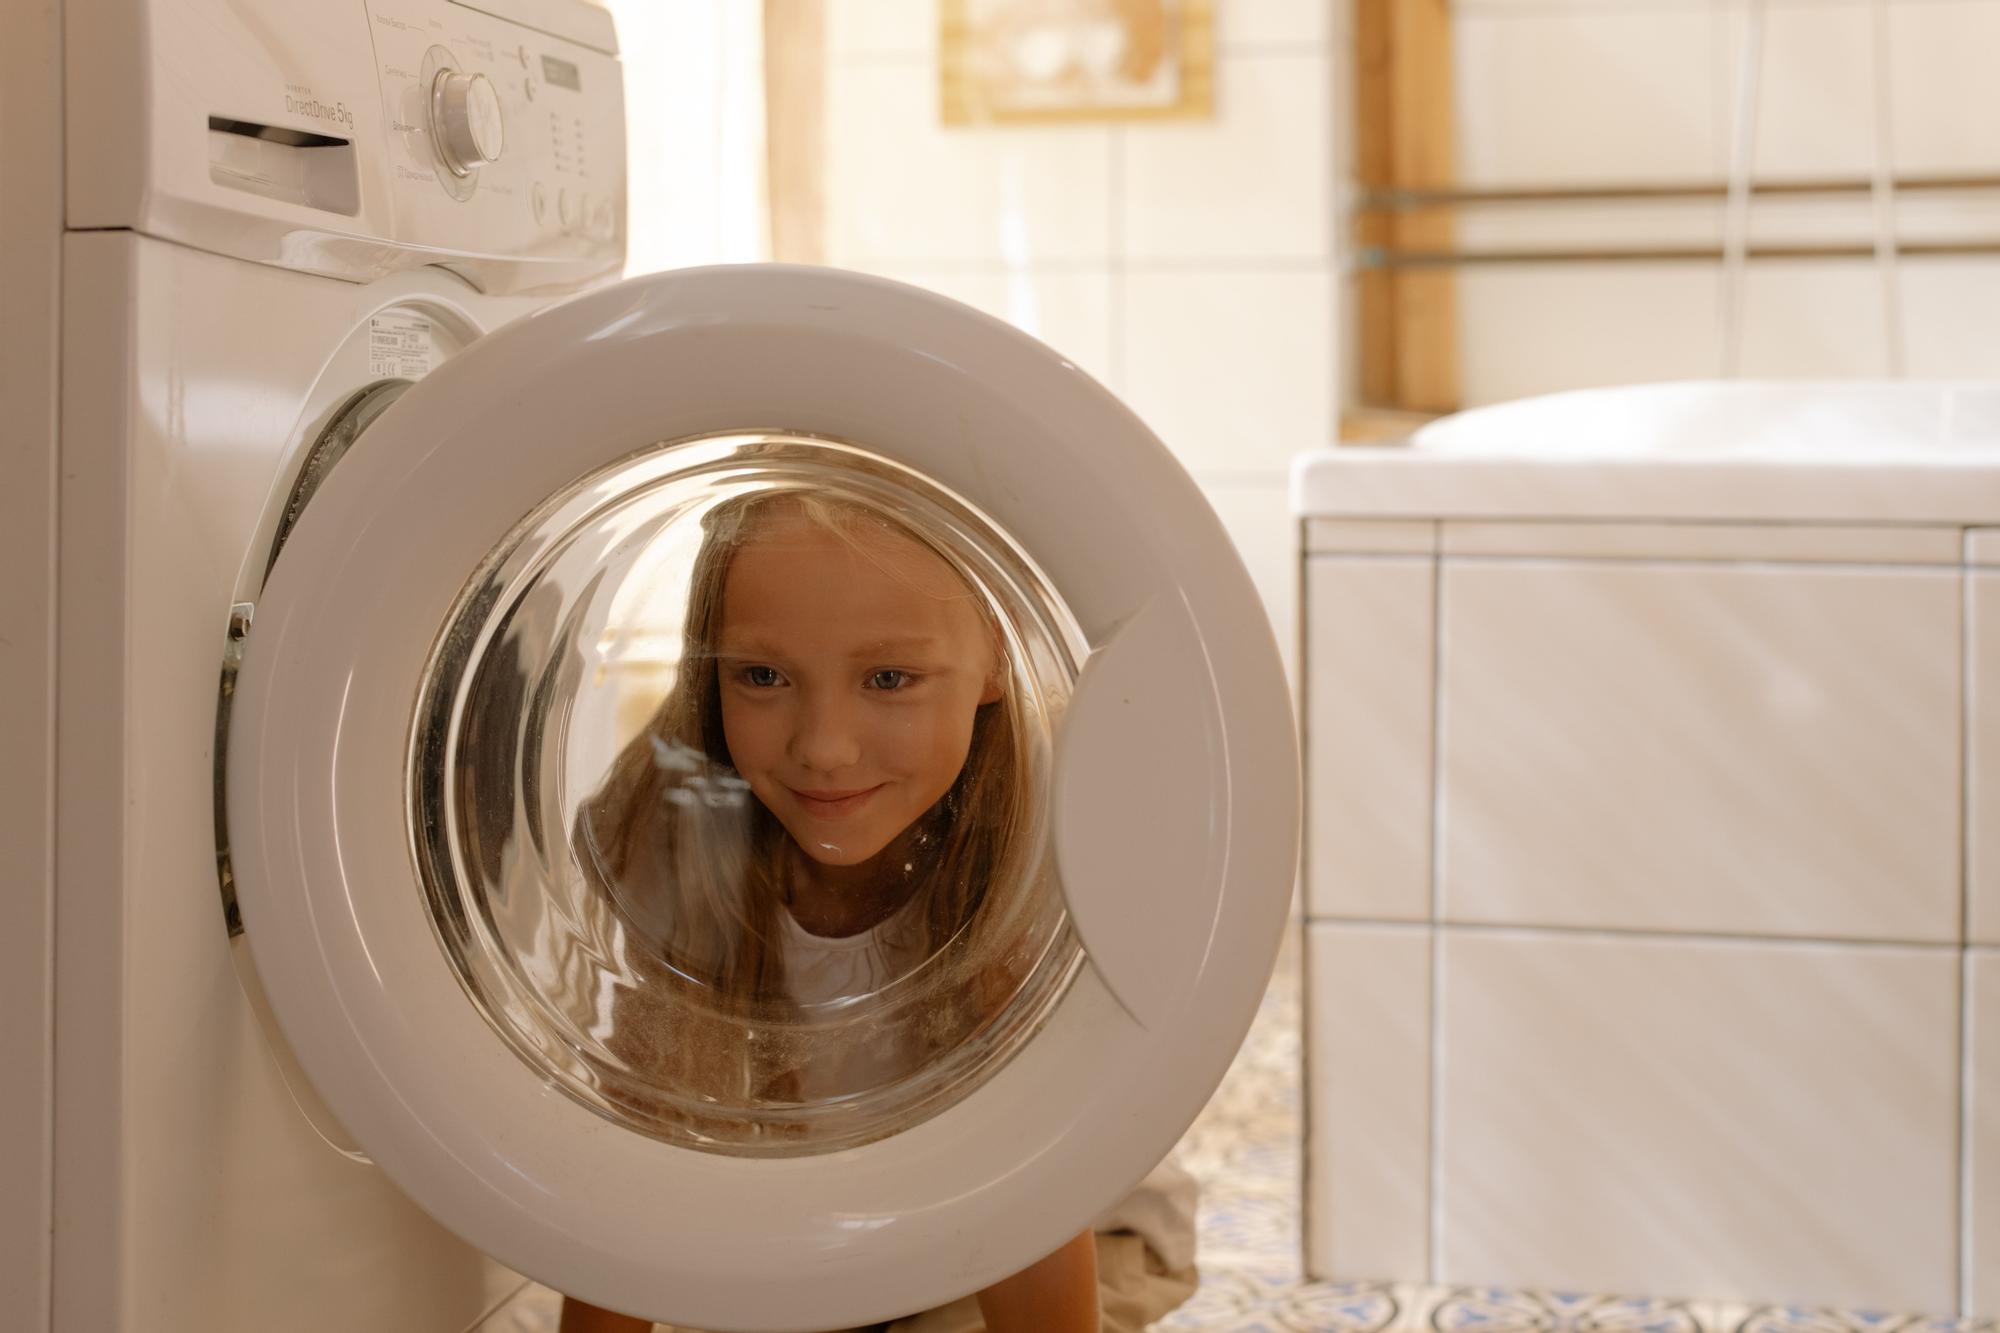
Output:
659,1231,1198,1333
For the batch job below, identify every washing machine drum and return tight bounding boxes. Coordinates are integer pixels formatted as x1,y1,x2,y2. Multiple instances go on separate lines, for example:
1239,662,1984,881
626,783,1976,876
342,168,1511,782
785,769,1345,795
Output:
227,265,1297,1330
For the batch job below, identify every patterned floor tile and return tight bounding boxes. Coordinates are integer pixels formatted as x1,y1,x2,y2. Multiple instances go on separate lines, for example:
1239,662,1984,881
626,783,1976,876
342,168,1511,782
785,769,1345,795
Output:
1394,1284,1454,1333
1271,1280,1402,1333
1153,1263,1306,1332
1724,1309,1999,1333
1195,1186,1303,1270
1426,1289,1706,1333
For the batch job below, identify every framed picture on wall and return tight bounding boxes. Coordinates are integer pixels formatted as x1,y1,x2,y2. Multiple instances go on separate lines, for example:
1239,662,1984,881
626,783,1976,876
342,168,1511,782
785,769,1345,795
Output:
940,0,1215,125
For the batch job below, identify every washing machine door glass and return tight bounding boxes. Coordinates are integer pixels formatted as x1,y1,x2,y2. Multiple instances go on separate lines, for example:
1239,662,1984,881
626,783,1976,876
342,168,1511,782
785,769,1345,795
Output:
415,433,1087,1154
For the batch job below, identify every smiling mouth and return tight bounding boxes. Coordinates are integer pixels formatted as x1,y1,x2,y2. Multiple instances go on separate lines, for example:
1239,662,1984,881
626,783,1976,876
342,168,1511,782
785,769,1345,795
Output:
788,785,885,818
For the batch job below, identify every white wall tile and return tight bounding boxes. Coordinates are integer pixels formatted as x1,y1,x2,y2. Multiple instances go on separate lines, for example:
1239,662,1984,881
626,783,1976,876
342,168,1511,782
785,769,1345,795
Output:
1738,261,1894,378
1221,0,1330,50
1122,267,1336,470
854,265,1119,390
1454,9,1720,187
1121,52,1331,262
1436,929,1960,1311
1902,261,2000,379
825,63,1114,265
1725,2,1879,181
1973,569,2000,947
1437,561,1963,942
827,0,935,61
1305,555,1434,921
1305,922,1431,1284
1199,479,1300,689
1889,0,2000,177
1971,948,2000,1317
1458,264,1722,406
830,1,1332,62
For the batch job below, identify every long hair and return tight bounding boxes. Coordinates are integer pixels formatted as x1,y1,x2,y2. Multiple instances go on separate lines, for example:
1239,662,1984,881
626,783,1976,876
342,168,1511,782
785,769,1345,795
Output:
572,489,1038,1120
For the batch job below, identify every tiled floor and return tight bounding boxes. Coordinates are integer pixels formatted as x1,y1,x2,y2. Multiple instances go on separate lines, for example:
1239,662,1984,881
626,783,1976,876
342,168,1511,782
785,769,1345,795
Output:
475,927,1997,1333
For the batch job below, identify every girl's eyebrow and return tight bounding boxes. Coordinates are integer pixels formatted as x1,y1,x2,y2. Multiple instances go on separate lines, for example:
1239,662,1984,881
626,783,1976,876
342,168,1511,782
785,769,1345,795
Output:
712,636,785,659
852,636,946,657
712,635,949,658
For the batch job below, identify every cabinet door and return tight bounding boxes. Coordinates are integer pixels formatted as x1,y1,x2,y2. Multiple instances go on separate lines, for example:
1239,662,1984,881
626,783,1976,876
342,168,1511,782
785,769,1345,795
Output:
1304,556,1434,921
1303,921,1430,1282
1971,949,2000,1317
1435,929,1960,1311
1971,546,2000,946
1437,560,1961,941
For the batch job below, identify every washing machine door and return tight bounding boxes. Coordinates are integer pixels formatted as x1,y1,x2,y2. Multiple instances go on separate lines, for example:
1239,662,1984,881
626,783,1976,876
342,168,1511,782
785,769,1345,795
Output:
227,264,1297,1331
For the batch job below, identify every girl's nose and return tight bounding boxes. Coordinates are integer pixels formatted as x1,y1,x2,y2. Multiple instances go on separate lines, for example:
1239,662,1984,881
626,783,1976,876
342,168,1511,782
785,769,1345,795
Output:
788,696,863,773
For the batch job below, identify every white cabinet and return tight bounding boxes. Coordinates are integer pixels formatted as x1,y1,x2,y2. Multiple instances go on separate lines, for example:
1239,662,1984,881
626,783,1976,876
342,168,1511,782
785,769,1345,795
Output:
1303,521,1436,921
1297,509,1979,1314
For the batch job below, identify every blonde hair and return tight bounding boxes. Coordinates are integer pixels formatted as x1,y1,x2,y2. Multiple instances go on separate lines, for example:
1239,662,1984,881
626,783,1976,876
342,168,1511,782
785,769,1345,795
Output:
573,489,1037,1118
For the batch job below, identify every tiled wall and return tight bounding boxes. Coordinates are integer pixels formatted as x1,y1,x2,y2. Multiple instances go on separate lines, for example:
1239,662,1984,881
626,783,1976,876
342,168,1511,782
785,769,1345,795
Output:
1450,0,2000,402
821,0,1341,685
819,0,2000,660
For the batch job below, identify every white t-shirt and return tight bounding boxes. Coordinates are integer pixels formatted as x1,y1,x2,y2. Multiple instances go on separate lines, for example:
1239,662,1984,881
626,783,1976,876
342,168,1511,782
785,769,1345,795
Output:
775,904,1199,1273
776,897,920,1009
775,901,924,1100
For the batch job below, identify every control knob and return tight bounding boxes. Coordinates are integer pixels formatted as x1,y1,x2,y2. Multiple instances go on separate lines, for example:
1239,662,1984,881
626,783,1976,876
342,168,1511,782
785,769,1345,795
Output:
431,69,504,177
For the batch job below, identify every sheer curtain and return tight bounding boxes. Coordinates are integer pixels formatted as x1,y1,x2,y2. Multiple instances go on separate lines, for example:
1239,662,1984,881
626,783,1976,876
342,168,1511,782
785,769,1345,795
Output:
602,0,769,275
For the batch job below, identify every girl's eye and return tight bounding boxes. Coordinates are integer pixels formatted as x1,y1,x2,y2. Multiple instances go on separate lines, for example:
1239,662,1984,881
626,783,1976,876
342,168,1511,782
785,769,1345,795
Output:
743,665,782,688
867,669,912,691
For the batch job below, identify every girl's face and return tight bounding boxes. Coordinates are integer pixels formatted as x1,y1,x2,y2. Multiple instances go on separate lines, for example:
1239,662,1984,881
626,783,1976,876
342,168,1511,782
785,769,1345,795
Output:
715,507,1003,871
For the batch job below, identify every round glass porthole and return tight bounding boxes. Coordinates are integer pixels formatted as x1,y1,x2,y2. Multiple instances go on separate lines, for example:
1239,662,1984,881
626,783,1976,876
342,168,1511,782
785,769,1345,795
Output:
410,433,1089,1156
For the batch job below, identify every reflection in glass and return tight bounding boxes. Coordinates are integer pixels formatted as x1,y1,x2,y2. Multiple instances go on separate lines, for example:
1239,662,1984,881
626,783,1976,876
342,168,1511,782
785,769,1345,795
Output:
412,434,1087,1155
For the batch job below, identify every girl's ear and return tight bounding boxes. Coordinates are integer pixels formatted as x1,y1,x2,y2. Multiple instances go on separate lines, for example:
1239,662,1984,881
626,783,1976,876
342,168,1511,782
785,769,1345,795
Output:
978,664,1004,706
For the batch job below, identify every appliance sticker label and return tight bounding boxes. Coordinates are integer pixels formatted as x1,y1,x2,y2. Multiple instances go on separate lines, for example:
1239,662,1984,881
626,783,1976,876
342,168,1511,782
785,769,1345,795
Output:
368,314,434,379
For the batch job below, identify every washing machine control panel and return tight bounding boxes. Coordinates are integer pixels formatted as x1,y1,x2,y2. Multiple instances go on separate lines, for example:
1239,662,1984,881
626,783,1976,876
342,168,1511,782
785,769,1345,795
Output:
65,0,626,294
365,0,625,284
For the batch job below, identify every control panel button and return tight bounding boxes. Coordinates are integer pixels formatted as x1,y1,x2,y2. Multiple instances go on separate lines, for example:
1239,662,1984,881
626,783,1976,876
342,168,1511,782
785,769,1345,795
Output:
558,188,577,229
432,69,505,178
532,182,548,224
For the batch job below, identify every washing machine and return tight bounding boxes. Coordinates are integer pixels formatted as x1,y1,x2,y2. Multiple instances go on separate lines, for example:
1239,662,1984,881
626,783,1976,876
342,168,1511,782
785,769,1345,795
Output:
46,0,625,1328
32,1,1299,1330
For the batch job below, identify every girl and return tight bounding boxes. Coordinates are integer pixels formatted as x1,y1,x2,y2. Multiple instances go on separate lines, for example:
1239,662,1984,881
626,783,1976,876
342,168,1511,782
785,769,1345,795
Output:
561,487,1196,1333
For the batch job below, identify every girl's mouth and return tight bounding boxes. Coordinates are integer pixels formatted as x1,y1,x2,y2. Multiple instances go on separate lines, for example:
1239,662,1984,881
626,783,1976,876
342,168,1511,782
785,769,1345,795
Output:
788,784,884,818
